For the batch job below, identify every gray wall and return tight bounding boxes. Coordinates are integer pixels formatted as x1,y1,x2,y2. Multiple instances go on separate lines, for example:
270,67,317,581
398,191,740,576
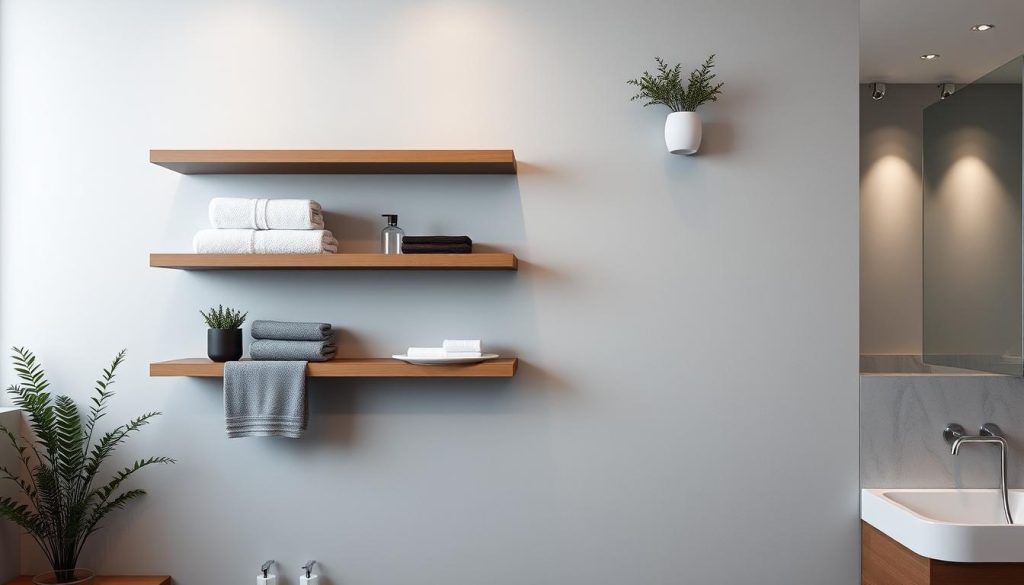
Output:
861,374,1024,488
0,1,860,584
860,84,937,355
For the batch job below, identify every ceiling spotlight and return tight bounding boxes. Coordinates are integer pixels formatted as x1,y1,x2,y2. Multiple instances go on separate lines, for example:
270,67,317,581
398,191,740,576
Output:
870,82,887,101
939,82,956,100
971,24,995,32
921,53,940,60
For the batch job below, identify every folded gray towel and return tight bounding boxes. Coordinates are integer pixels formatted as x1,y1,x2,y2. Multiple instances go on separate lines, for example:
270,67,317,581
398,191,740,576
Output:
250,339,336,362
224,361,308,439
251,320,332,341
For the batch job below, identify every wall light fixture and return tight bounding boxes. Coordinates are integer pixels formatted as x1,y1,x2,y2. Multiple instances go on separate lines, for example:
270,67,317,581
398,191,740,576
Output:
870,82,887,101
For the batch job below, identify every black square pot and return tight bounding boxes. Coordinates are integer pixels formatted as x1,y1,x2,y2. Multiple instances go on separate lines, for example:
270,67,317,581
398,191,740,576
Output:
208,328,243,362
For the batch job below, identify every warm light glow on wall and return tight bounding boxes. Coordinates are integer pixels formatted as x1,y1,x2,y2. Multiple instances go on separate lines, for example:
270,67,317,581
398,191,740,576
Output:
860,152,925,274
928,125,1017,309
862,153,920,237
861,117,926,355
394,2,521,137
861,125,921,237
938,154,1008,239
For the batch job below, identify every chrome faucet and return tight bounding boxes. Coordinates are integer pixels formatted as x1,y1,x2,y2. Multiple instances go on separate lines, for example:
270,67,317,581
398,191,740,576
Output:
944,422,1013,524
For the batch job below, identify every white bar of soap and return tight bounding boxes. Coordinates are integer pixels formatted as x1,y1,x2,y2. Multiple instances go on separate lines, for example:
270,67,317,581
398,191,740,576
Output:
443,339,482,352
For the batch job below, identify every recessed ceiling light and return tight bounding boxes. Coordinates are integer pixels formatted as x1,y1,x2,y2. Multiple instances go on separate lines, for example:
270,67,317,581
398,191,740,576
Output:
921,54,940,60
971,24,995,32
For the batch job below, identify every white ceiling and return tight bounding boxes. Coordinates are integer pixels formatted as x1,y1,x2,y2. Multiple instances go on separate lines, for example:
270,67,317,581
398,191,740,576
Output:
861,0,1024,83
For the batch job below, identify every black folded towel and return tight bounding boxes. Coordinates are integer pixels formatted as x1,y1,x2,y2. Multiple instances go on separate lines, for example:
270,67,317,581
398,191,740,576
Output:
402,235,473,245
401,243,473,254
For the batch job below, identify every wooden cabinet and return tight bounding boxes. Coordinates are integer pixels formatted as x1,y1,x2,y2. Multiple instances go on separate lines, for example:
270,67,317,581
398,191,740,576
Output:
863,522,1024,585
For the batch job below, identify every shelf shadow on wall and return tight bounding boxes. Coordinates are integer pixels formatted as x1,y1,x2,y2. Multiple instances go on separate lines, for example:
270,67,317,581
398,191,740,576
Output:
177,359,569,450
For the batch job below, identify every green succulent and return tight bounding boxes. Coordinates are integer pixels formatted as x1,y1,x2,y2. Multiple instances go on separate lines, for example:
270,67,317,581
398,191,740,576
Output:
201,305,247,329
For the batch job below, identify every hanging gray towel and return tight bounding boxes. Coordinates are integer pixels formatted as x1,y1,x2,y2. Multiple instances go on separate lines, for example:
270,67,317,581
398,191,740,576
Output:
251,320,332,341
224,361,308,439
250,339,336,362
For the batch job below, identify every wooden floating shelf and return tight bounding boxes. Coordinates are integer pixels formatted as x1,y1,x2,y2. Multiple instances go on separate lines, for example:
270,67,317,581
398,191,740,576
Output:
5,578,170,585
150,253,518,271
150,149,517,175
150,358,518,378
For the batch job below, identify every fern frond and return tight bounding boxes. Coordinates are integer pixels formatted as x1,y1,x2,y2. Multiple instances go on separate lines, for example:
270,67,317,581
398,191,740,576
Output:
83,412,162,482
9,348,60,466
89,457,174,506
80,488,147,546
86,349,125,438
53,395,85,487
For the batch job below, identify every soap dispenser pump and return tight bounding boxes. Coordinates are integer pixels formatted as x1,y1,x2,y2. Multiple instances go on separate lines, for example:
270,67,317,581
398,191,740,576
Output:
381,214,404,255
257,560,276,585
300,560,319,585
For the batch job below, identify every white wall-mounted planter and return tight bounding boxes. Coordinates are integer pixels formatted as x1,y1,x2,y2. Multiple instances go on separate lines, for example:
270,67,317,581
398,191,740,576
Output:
664,111,702,155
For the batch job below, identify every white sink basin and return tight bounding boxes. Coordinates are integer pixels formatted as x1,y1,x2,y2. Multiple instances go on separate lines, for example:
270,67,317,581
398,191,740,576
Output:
862,488,1024,562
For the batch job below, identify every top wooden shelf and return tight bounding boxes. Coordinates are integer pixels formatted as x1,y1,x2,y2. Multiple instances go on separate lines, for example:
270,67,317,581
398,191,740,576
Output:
150,149,517,175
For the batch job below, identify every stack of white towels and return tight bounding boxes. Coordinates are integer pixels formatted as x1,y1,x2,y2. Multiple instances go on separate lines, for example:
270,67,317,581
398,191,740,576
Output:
194,198,338,254
407,339,484,358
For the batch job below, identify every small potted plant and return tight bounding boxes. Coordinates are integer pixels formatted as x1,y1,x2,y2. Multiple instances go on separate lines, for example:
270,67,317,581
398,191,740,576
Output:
201,305,247,362
0,348,174,585
628,55,724,155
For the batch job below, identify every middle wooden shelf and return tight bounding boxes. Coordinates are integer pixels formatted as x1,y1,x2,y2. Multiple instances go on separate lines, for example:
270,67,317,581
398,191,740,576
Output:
150,253,518,271
151,358,519,378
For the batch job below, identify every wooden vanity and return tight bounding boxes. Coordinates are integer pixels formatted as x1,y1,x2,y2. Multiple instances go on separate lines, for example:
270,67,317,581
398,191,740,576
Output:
863,522,1024,585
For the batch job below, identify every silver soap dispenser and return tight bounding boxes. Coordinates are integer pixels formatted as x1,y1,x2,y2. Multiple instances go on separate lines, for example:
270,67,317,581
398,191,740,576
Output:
381,214,404,255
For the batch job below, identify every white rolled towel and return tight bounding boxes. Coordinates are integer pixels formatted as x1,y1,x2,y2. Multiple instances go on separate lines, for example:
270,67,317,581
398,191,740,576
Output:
443,339,482,352
209,198,325,230
193,229,338,254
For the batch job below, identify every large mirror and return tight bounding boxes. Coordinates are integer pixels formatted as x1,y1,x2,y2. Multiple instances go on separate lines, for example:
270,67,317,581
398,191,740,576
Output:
923,56,1024,375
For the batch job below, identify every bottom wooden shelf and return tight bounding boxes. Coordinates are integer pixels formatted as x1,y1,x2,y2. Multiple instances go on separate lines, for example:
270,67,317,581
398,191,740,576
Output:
150,358,518,378
5,578,170,585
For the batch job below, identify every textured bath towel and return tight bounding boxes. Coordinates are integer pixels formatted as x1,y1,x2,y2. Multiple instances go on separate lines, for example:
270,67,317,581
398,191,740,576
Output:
250,339,336,362
224,360,308,439
193,229,338,254
209,198,325,230
251,320,333,341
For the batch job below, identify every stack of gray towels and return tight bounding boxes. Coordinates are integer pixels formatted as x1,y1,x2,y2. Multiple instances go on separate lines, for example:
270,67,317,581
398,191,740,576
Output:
223,320,335,439
250,320,337,362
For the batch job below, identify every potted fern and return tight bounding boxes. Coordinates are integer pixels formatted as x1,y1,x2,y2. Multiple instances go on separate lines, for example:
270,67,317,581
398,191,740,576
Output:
628,55,724,155
0,348,174,585
202,305,247,362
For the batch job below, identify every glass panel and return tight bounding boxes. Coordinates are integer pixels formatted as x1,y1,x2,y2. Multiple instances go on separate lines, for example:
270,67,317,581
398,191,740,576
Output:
922,56,1024,375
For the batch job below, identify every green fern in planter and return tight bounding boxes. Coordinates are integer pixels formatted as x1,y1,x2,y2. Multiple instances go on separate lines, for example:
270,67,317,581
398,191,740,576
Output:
201,305,247,329
628,55,724,112
0,348,174,583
